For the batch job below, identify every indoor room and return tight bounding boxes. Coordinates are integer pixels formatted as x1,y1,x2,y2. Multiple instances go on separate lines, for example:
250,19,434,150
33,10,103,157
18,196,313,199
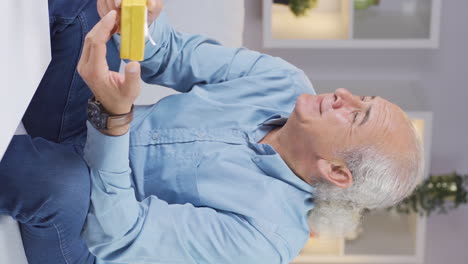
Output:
1,0,467,263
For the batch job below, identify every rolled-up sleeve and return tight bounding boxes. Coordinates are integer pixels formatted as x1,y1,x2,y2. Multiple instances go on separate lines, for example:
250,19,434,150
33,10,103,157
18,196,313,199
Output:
82,123,287,264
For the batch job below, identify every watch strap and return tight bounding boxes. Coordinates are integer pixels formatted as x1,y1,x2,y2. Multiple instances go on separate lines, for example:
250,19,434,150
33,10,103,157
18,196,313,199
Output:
106,105,134,129
88,96,134,130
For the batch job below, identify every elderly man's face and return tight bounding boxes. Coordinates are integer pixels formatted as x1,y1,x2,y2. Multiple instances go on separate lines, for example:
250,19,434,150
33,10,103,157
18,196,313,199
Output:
289,88,411,183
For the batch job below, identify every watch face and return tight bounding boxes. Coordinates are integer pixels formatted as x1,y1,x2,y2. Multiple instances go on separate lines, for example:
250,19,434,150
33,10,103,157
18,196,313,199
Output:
87,102,106,130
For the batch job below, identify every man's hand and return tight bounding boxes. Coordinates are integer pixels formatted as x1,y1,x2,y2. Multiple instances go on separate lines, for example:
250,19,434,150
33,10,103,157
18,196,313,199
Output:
78,10,141,136
97,0,163,32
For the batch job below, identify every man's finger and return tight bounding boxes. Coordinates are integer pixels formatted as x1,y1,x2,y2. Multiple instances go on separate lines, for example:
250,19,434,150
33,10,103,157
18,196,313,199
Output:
122,61,141,98
82,11,117,79
147,0,156,9
147,0,162,23
115,0,122,8
87,10,117,45
80,10,116,73
80,35,92,66
87,37,109,78
106,0,115,12
97,0,106,18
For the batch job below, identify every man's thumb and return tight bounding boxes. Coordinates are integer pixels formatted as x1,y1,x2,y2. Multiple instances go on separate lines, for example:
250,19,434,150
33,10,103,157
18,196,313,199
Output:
122,61,141,97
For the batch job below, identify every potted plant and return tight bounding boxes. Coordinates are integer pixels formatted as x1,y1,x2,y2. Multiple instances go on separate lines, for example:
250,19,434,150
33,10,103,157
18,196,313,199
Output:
354,0,380,10
273,0,319,17
388,172,468,216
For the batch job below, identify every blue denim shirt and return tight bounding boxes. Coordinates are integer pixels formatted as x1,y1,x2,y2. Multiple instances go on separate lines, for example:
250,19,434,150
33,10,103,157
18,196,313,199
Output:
83,13,316,264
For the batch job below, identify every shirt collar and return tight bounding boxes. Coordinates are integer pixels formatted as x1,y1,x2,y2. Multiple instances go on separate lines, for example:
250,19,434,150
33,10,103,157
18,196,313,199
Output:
249,114,315,194
262,115,289,126
252,114,289,143
251,143,315,194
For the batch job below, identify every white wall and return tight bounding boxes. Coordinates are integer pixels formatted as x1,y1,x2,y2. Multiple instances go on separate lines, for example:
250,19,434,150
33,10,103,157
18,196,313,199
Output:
243,0,468,263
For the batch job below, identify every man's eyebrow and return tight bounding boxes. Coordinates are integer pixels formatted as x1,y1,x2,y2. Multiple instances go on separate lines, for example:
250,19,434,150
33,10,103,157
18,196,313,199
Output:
359,96,376,126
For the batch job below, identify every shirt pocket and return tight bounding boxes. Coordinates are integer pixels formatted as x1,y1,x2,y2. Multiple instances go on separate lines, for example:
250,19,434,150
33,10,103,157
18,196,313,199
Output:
140,143,203,206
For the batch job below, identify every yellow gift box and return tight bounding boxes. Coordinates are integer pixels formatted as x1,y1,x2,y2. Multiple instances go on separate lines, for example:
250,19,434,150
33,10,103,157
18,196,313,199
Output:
120,0,147,61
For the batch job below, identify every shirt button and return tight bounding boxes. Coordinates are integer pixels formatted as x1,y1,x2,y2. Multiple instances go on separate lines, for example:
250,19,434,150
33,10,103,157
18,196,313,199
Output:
198,132,205,138
152,133,159,140
253,157,260,162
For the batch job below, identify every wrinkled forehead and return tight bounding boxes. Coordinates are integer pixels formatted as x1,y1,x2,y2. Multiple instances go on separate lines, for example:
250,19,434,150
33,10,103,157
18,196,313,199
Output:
370,98,415,154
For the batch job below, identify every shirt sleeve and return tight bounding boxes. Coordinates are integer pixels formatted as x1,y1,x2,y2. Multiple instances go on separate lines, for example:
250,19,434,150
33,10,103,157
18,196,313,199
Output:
82,122,289,264
112,12,311,95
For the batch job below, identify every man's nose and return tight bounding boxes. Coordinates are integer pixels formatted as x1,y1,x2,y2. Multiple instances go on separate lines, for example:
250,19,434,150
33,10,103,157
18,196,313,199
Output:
333,88,362,110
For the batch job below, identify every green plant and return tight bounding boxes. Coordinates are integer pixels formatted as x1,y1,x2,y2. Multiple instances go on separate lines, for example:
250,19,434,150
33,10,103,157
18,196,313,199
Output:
354,0,380,10
288,0,318,17
388,172,468,216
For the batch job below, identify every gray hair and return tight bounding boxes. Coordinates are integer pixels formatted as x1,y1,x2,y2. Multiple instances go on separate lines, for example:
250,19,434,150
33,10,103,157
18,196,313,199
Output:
309,119,423,238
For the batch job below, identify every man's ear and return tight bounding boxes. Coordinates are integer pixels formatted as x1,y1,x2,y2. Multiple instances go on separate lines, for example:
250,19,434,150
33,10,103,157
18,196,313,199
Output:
316,159,353,188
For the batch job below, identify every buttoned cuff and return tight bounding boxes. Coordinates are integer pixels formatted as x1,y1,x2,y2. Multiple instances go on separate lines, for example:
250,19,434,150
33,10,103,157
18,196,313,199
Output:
84,122,130,173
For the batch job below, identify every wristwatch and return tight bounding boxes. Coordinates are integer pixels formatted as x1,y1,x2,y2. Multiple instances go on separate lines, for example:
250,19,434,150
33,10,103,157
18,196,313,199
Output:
87,96,134,130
